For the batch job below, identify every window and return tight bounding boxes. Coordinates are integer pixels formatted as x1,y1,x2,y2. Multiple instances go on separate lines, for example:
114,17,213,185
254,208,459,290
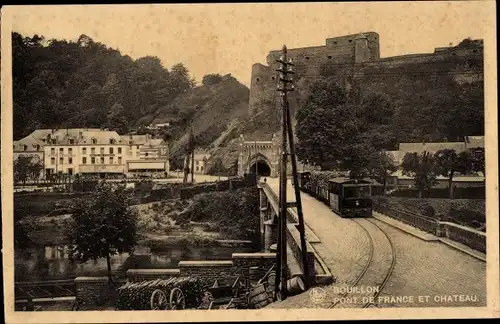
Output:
110,157,114,164
328,56,332,59
91,147,95,154
118,147,122,154
109,147,114,154
196,166,199,171
136,145,140,149
68,168,73,175
60,148,64,153
145,153,149,157
22,145,27,151
200,166,204,171
52,139,56,144
51,148,55,155
82,157,87,164
118,157,122,164
110,138,116,144
348,39,352,43
100,147,104,154
256,77,260,82
101,157,105,164
51,158,55,165
59,157,64,164
91,157,95,164
68,157,73,164
82,147,87,154
36,144,40,151
68,148,73,154
91,138,97,145
69,139,74,145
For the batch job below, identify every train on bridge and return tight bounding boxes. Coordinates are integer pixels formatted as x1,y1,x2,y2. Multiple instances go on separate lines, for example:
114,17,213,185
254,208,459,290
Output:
296,171,375,218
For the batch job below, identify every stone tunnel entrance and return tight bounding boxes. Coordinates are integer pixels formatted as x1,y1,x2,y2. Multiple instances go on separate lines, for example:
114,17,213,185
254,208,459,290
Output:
249,161,271,177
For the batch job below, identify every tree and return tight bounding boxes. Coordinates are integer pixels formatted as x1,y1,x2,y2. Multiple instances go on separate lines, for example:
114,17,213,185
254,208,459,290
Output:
472,149,485,175
106,103,129,134
202,74,223,86
401,151,438,198
368,151,398,193
14,156,43,184
295,78,395,174
209,157,226,179
66,183,139,283
434,149,474,198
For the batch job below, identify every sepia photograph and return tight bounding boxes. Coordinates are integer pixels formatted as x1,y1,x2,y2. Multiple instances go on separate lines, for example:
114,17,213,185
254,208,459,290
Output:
1,2,498,322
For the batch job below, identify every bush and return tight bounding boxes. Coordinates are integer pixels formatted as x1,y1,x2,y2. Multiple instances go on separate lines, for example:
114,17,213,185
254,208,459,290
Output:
422,205,435,217
116,277,212,310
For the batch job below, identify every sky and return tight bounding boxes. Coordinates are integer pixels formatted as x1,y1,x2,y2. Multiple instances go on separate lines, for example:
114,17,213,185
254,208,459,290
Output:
8,2,494,87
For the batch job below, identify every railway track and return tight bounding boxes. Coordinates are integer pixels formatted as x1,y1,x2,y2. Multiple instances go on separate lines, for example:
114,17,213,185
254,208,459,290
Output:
328,217,397,308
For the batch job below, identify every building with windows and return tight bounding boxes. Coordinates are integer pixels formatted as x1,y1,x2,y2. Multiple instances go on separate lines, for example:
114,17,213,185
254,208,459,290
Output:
14,128,170,179
123,134,170,176
192,149,211,174
386,136,485,187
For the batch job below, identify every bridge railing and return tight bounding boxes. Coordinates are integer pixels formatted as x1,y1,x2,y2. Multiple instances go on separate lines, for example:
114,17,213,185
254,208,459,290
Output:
373,202,440,235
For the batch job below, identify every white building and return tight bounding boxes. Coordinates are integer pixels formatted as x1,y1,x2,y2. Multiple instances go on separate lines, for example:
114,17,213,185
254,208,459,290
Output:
14,128,170,179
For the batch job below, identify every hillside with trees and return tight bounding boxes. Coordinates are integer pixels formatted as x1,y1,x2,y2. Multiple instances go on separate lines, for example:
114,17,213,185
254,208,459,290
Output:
13,32,484,175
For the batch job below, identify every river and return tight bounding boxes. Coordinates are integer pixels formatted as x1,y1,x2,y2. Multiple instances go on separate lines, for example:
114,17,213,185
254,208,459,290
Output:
15,243,256,282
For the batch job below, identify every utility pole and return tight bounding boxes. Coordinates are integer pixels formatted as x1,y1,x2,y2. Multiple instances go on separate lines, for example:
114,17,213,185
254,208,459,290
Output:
274,45,310,301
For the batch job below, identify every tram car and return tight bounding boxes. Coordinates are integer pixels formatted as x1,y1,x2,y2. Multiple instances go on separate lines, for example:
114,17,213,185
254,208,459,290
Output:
297,171,311,194
328,178,373,218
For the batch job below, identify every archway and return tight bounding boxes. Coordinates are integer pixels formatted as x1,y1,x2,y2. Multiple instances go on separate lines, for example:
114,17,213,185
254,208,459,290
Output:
249,160,271,177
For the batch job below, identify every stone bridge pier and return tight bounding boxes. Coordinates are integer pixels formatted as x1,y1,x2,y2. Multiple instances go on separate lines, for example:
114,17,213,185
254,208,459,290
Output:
259,186,278,252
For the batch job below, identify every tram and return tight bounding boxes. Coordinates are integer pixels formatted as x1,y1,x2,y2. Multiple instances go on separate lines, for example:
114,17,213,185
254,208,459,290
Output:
297,172,374,218
328,178,373,218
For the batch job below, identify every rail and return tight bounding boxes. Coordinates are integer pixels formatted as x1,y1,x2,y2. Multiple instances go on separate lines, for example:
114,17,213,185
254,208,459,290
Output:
15,279,76,300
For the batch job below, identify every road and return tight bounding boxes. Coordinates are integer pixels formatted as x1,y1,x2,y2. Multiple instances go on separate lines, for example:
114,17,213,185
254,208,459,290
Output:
264,178,486,309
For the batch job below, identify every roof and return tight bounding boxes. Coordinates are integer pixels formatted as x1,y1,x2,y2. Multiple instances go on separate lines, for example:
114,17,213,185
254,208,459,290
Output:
389,170,485,182
399,142,466,154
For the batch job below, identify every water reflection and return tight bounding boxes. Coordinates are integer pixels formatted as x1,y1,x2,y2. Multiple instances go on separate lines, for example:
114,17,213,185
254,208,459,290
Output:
15,244,255,282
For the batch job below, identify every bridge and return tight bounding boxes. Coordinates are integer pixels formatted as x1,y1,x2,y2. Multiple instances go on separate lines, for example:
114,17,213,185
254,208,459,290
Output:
237,134,280,178
257,177,486,308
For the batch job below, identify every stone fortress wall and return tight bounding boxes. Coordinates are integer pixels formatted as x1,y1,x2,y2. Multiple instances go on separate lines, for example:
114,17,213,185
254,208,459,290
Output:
248,31,484,116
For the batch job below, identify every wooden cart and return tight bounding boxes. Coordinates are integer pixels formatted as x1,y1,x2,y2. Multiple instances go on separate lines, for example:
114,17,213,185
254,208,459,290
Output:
150,287,186,310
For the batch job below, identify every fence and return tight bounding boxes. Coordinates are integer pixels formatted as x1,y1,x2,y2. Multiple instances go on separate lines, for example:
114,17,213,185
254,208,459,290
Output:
373,202,486,253
15,279,76,300
374,202,440,235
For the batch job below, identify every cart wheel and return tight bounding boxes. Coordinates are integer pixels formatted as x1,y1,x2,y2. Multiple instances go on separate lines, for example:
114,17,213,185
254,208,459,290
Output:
169,287,185,310
150,289,168,310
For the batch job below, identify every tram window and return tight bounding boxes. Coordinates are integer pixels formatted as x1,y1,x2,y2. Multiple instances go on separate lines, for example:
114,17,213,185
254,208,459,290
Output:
343,186,371,198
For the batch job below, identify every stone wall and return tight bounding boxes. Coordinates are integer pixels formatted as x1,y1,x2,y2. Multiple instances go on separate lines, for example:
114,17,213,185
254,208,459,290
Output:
248,32,483,121
179,178,252,199
74,277,115,309
177,253,276,286
286,223,316,285
442,221,486,253
126,269,181,282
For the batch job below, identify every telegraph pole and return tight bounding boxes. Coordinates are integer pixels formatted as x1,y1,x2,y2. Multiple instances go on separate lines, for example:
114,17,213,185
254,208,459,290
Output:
274,45,310,300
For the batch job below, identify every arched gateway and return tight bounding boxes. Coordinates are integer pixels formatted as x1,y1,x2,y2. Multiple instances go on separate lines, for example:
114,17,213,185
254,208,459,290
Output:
237,134,279,178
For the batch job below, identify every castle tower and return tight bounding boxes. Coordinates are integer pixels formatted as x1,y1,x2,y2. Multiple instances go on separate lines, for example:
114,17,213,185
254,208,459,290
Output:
354,33,370,63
